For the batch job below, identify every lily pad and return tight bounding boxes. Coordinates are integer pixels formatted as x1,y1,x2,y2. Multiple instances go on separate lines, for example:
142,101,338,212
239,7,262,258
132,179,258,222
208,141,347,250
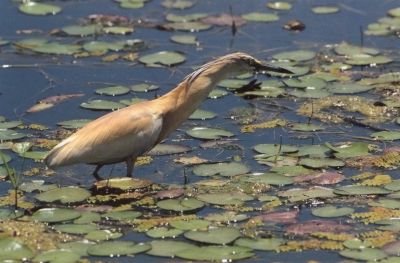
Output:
21,150,48,160
171,34,198,45
241,12,279,22
146,227,183,238
197,192,253,205
103,26,134,35
157,198,204,212
32,208,81,223
273,50,316,62
184,227,241,245
0,121,23,129
334,42,380,56
312,206,354,217
266,2,292,10
208,88,228,98
58,241,95,257
80,100,126,110
31,42,81,55
139,51,186,67
371,131,400,141
95,86,130,96
85,230,122,241
189,109,217,120
334,185,391,195
0,208,24,220
166,13,207,22
244,173,294,186
147,240,197,257
253,144,298,156
169,219,210,230
193,162,249,177
162,0,195,9
0,153,11,164
103,210,142,221
328,83,373,94
58,119,91,129
36,187,91,203
345,55,392,66
0,129,26,141
95,177,152,191
19,2,61,16
165,21,211,31
62,25,101,36
340,248,387,261
130,83,159,92
176,245,254,261
0,238,33,261
290,123,325,132
312,6,340,14
87,241,150,256
234,237,285,250
53,224,97,234
326,142,370,158
299,158,345,168
83,41,126,52
186,127,234,139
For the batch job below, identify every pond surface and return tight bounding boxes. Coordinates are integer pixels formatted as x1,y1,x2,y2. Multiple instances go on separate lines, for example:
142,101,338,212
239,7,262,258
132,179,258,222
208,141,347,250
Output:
0,0,400,262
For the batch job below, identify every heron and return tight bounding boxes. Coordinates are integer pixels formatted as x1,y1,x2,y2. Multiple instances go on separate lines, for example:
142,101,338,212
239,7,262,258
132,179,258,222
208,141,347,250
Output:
45,52,292,179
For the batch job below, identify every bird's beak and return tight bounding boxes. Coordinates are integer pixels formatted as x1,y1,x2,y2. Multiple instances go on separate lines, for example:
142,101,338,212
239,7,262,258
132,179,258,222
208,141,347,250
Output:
254,61,294,75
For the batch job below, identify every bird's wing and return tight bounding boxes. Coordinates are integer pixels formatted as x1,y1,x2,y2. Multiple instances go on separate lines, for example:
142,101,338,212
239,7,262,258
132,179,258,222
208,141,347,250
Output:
46,103,163,167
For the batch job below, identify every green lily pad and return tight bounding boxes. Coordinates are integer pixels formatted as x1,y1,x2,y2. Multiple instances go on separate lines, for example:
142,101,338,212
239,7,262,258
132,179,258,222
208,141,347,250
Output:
157,198,204,212
103,26,134,35
32,208,81,223
266,2,292,10
169,219,210,230
53,224,97,234
20,180,57,193
371,131,400,141
388,7,400,17
0,129,27,141
218,79,249,89
385,180,400,191
176,245,254,261
326,142,370,158
253,144,298,156
147,240,197,257
139,51,186,67
234,237,285,250
334,185,391,195
299,158,345,168
0,152,11,164
334,42,380,56
162,0,195,9
208,89,228,98
186,127,234,139
62,25,101,36
58,119,91,129
296,145,330,157
328,83,373,94
95,86,130,96
130,83,159,92
95,177,152,190
289,88,331,98
19,2,61,16
74,212,101,224
369,199,400,209
58,241,95,257
343,239,373,249
80,100,126,110
290,123,325,132
340,248,387,261
0,121,23,129
273,50,316,62
283,77,327,89
119,98,147,106
244,173,294,186
189,109,217,120
197,192,253,205
184,227,241,245
166,13,208,22
21,150,48,160
241,12,279,22
270,165,312,176
312,6,340,14
171,34,198,45
0,238,33,261
85,230,122,241
146,227,183,238
103,210,142,221
119,0,145,9
0,208,24,220
36,187,91,203
83,41,126,52
312,206,354,217
31,42,81,55
204,211,248,222
165,21,212,31
193,162,249,177
87,241,150,256
345,55,393,66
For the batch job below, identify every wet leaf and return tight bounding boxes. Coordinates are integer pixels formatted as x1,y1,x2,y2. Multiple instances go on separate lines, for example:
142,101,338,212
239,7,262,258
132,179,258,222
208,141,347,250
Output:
176,245,254,261
31,42,81,55
85,229,122,241
166,13,207,22
193,162,249,177
164,21,211,31
162,0,195,9
241,12,279,22
32,208,81,223
139,51,186,67
312,206,354,218
273,50,316,61
87,241,150,256
62,25,101,36
328,83,374,94
80,100,126,110
189,109,217,120
253,144,298,156
130,83,159,92
286,220,350,235
157,198,204,212
186,127,234,140
103,26,134,35
326,142,370,158
53,224,97,234
95,85,130,96
58,241,95,256
0,121,23,129
266,2,292,10
147,240,198,257
36,187,91,203
340,248,387,261
299,157,345,168
197,192,253,205
0,238,33,261
184,227,241,245
235,237,284,250
290,123,325,132
170,34,198,45
57,119,91,129
201,13,246,27
312,6,340,14
371,131,400,141
95,177,152,191
83,41,126,52
146,227,183,238
19,2,61,16
345,55,393,66
103,210,142,220
244,173,293,186
334,42,380,56
0,129,26,141
170,219,210,230
334,185,391,195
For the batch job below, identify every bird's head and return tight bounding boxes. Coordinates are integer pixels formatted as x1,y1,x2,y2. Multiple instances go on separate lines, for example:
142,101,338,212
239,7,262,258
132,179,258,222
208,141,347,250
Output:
220,52,293,75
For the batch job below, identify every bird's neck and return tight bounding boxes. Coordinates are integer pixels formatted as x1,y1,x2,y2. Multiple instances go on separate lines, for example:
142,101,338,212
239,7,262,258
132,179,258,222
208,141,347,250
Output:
154,66,230,140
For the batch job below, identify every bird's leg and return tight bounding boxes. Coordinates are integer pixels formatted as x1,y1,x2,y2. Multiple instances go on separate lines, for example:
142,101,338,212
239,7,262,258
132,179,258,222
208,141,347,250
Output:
92,164,104,180
126,158,135,177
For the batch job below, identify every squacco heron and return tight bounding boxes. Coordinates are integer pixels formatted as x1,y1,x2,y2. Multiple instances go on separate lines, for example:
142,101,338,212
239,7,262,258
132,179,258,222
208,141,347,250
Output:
45,52,292,179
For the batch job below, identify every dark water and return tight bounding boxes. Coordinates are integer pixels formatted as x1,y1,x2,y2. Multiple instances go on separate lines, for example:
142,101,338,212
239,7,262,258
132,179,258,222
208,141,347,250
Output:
0,0,399,262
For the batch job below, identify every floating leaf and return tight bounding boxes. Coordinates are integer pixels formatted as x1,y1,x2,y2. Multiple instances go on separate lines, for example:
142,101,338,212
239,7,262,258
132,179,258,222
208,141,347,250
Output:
146,227,183,238
166,13,207,22
0,121,23,129
139,51,186,67
31,42,81,55
57,241,95,257
0,153,11,165
312,206,354,218
328,83,373,94
170,34,198,45
170,219,210,230
254,144,298,156
184,227,241,245
147,240,197,257
326,142,370,158
164,21,211,31
19,2,61,16
345,55,392,66
241,12,279,22
0,129,26,141
95,177,152,191
130,83,159,92
0,208,24,220
95,86,130,96
162,0,195,9
53,224,97,234
32,208,81,223
290,123,325,132
189,109,217,120
176,245,253,261
87,241,150,256
80,100,126,110
283,77,327,89
244,173,294,186
57,119,91,129
186,127,234,139
62,25,101,36
103,210,142,220
157,198,204,212
312,6,340,14
36,187,91,203
103,26,134,35
266,2,292,10
0,238,33,261
340,248,387,261
193,162,249,177
299,158,345,168
83,41,126,52
197,192,253,205
273,50,316,61
334,185,391,195
21,150,48,160
334,42,380,56
371,131,400,141
234,238,284,250
85,230,122,241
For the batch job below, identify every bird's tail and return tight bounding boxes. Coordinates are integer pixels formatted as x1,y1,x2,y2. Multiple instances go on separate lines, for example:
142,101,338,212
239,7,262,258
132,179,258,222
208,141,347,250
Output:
44,137,74,168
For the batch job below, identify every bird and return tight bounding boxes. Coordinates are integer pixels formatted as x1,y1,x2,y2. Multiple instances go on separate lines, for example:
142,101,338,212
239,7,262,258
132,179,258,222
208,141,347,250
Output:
45,52,292,180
